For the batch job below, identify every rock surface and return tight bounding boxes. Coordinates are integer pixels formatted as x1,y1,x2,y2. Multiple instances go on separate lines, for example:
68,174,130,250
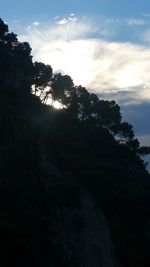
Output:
51,190,119,267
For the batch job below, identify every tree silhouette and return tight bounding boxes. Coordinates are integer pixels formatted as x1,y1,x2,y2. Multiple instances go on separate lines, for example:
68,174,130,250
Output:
0,20,33,98
51,73,74,104
33,61,53,97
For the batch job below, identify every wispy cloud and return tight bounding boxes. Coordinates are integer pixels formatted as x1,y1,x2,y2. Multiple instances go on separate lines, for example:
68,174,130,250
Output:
19,16,150,105
127,18,146,26
32,21,40,26
56,18,68,25
56,14,78,25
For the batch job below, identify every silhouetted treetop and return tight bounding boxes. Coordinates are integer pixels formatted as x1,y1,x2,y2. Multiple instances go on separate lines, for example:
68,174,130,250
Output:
0,18,8,39
33,61,53,92
51,73,74,103
0,20,33,97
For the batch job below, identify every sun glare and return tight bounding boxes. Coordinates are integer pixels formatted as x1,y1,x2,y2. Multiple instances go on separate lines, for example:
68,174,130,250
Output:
53,100,62,109
46,97,62,109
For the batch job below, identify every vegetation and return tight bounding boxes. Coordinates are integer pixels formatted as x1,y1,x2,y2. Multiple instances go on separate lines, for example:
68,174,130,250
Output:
0,18,150,266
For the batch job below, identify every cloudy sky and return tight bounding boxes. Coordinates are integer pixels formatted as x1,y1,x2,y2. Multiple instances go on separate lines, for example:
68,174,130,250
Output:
1,0,150,152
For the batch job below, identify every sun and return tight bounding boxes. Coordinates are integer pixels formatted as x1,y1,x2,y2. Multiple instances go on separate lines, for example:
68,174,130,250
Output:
52,100,62,109
46,97,62,109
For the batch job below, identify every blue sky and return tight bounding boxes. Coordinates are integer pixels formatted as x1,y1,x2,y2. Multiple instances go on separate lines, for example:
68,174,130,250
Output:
2,0,150,20
1,0,150,155
3,0,150,44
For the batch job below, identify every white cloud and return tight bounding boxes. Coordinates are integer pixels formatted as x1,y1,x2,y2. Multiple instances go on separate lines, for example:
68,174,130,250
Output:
127,18,146,26
68,16,78,23
33,21,40,26
56,15,78,25
19,18,150,105
143,29,150,42
56,18,68,25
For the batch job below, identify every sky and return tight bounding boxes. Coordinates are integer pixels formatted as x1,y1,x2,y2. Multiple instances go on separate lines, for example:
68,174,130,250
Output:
1,0,150,159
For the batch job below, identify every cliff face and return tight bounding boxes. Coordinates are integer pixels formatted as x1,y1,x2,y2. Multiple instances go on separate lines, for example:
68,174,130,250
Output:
0,107,149,267
36,140,118,266
50,189,120,267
